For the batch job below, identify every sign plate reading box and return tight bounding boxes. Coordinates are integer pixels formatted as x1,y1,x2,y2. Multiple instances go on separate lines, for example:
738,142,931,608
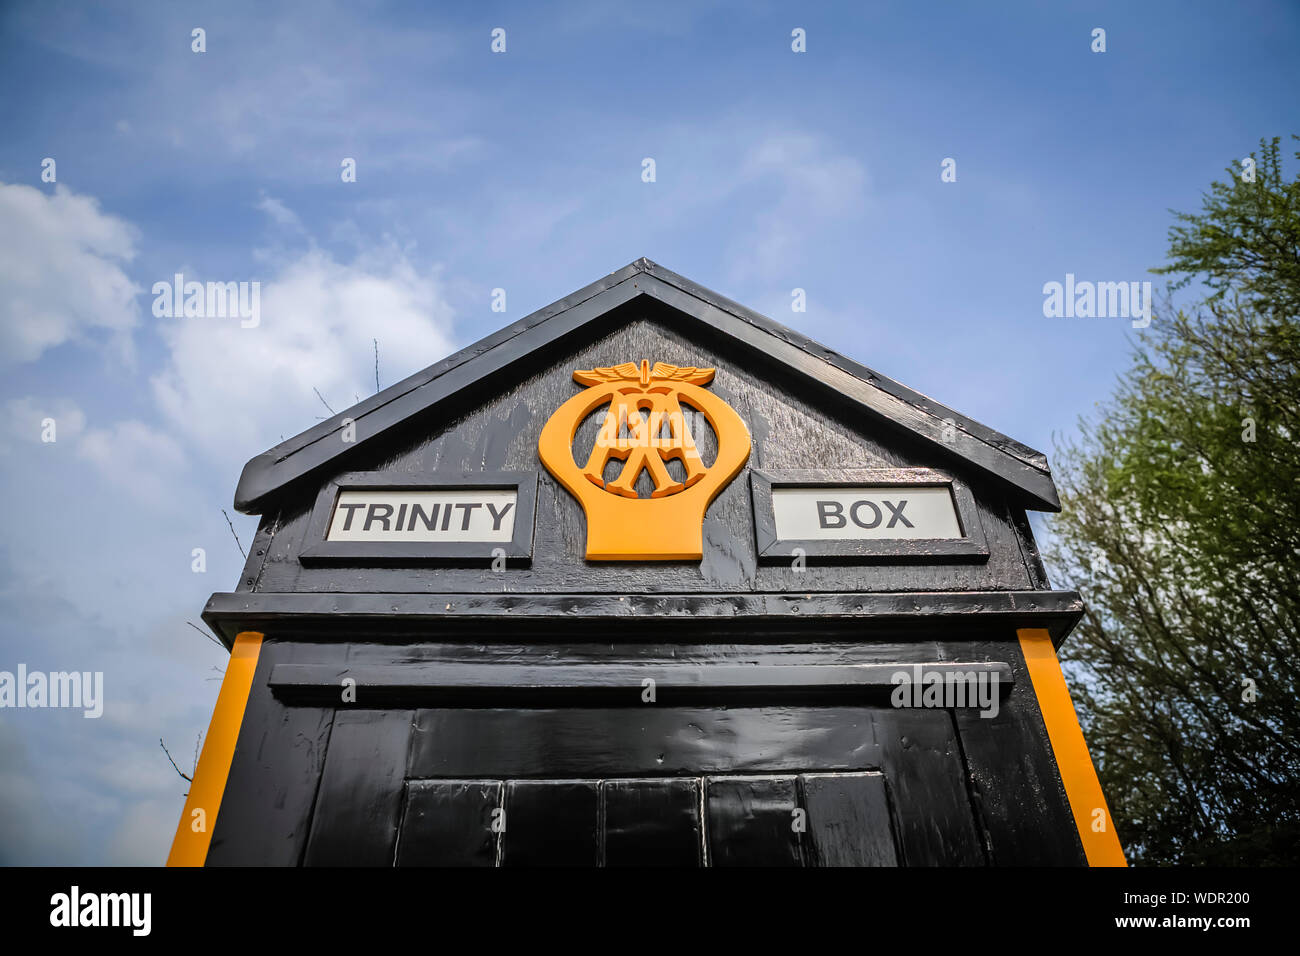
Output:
750,468,989,563
299,471,537,566
771,485,961,541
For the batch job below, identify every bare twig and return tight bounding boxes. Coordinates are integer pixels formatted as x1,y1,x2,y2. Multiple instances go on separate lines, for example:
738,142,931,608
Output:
221,508,246,560
186,620,224,649
160,737,193,783
374,338,380,393
313,387,336,415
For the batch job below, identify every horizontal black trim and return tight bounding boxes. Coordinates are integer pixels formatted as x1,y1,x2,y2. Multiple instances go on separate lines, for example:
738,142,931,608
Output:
750,467,989,563
234,258,1059,515
202,589,1083,648
268,661,1013,707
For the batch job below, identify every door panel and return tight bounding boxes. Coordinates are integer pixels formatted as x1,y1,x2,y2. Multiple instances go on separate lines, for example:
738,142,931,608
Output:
499,780,601,867
303,709,413,866
393,772,902,867
396,780,500,867
406,706,880,777
705,776,803,866
310,703,983,866
800,772,898,866
603,777,703,866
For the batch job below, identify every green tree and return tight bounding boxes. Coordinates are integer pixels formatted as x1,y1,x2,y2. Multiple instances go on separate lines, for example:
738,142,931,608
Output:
1156,137,1300,320
1047,137,1300,864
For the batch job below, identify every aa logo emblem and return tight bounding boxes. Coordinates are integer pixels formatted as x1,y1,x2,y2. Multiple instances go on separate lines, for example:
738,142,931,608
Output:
538,360,751,560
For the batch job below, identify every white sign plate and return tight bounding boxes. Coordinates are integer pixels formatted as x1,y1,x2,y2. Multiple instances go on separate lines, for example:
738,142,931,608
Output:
326,489,518,542
771,485,962,541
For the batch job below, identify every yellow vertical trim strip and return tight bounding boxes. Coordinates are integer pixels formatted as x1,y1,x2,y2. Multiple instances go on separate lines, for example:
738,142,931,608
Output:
166,631,263,867
1018,627,1127,866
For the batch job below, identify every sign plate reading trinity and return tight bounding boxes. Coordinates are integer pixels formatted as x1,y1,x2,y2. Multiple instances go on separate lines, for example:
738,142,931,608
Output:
772,485,962,541
326,489,517,542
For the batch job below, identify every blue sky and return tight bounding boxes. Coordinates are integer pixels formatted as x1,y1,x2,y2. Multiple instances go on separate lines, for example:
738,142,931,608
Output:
1,0,1297,864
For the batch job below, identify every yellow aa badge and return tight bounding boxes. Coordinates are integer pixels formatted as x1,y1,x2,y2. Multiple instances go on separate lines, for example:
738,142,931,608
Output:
538,359,751,560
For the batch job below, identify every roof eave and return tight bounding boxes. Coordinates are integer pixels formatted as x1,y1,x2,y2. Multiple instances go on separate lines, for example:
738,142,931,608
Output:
234,258,1061,515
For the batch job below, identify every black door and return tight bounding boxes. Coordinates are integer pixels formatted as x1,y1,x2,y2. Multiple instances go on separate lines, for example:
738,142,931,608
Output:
302,702,987,866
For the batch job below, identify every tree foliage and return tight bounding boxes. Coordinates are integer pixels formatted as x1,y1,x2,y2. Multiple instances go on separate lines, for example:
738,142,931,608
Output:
1155,136,1300,319
1047,137,1300,864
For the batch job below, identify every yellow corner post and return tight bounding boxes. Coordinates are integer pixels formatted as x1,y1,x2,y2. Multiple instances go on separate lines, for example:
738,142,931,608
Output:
166,631,264,867
1018,627,1127,866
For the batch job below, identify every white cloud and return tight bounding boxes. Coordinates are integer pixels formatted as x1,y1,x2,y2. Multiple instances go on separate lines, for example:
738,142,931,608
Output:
255,193,307,235
740,133,869,213
727,133,870,282
0,183,141,365
77,420,188,502
151,242,457,465
2,396,85,452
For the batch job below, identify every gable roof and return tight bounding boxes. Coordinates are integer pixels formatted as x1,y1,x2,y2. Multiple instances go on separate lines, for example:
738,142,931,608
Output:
234,258,1060,514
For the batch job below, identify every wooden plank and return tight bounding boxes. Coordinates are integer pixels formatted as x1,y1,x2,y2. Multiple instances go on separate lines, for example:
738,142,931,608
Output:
396,780,501,867
800,772,899,867
875,708,987,866
603,778,702,867
500,780,600,866
705,776,804,866
951,636,1084,865
204,588,1084,647
268,661,1012,707
205,641,339,866
303,709,413,866
408,707,883,779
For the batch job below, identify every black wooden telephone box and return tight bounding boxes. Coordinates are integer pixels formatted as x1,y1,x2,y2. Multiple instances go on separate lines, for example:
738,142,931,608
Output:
169,259,1125,867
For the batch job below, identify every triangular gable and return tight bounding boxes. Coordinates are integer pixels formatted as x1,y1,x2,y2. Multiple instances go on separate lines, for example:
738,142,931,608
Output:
233,258,1059,514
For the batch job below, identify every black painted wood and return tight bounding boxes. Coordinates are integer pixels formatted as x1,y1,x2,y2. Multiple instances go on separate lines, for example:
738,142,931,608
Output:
603,778,703,867
389,774,907,867
395,780,501,867
953,639,1086,865
204,588,1084,648
705,776,804,867
223,315,1050,605
407,706,884,779
205,640,339,867
302,709,413,866
267,660,1012,707
800,772,899,867
214,634,1086,865
874,708,988,866
499,780,601,867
